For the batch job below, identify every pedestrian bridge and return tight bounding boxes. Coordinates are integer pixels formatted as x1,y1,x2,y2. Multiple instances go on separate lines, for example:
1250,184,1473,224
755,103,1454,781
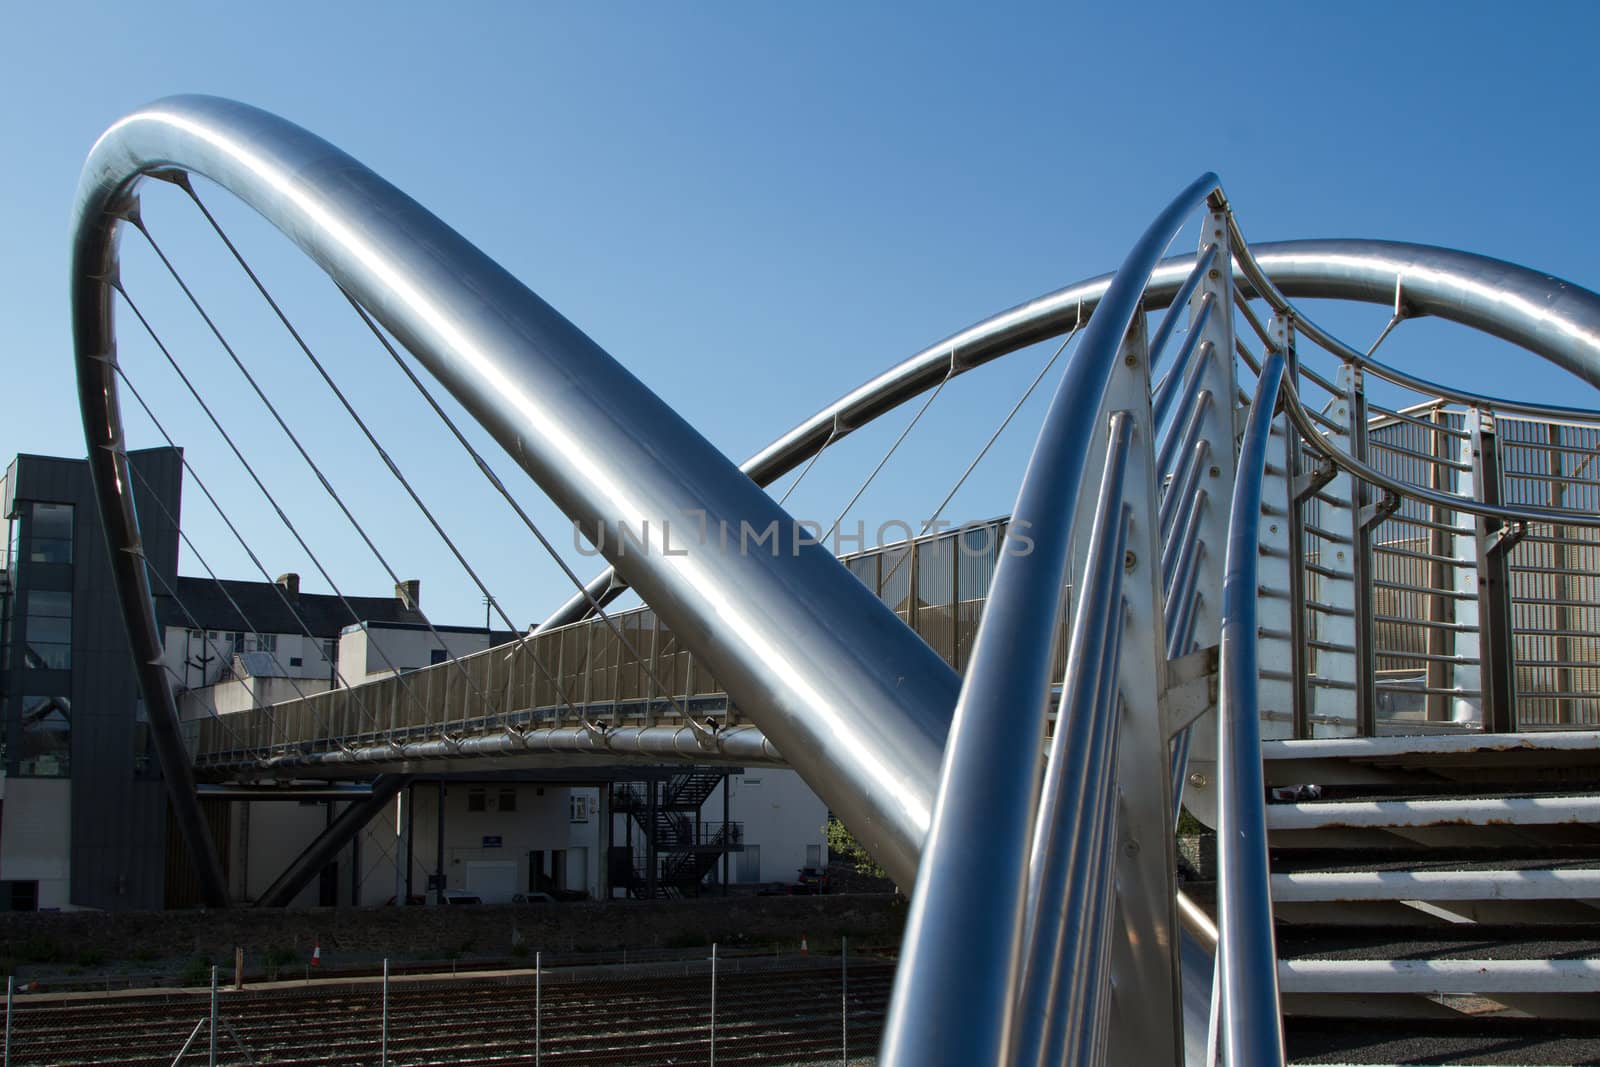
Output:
72,96,1600,1065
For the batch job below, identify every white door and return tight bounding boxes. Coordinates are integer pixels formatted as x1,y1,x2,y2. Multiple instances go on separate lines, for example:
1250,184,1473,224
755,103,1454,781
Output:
464,860,518,903
738,844,761,883
566,847,589,895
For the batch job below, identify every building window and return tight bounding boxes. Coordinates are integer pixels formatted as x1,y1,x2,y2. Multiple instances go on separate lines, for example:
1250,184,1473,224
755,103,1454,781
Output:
288,656,303,667
467,786,487,813
499,787,517,812
132,697,151,775
429,649,447,665
569,795,589,823
26,503,72,565
23,590,71,670
252,633,277,653
19,695,69,777
322,638,337,663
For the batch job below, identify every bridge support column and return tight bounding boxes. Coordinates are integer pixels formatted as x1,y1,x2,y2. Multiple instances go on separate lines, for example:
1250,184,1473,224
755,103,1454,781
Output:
256,775,409,907
393,787,409,906
435,780,446,905
1468,409,1519,732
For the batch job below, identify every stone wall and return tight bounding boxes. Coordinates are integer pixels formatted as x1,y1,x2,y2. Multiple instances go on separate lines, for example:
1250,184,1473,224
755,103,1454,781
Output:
0,894,903,974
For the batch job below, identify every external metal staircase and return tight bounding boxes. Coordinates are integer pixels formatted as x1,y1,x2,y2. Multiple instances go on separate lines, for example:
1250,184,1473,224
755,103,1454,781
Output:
611,770,741,898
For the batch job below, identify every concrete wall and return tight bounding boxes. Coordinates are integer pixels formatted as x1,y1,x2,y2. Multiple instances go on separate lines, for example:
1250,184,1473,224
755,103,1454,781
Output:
181,675,333,720
720,769,828,884
0,893,904,972
338,624,495,685
161,629,335,693
0,779,72,909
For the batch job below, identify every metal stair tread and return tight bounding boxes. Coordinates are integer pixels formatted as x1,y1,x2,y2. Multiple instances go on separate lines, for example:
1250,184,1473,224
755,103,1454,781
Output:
1286,1016,1600,1066
1266,794,1600,831
1270,848,1600,875
1276,924,1600,962
1264,732,1600,763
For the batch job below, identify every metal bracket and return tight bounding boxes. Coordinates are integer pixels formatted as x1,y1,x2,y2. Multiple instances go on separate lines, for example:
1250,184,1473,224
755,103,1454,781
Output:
1292,457,1337,503
1359,488,1402,530
1160,646,1219,738
1488,520,1529,556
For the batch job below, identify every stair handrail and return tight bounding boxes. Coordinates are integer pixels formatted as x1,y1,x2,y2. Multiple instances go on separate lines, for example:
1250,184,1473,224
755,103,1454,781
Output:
1276,382,1600,529
1224,220,1600,419
1216,348,1290,1066
879,172,1223,1067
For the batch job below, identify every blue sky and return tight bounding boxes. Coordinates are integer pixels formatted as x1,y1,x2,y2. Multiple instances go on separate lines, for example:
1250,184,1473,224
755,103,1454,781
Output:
3,3,1598,626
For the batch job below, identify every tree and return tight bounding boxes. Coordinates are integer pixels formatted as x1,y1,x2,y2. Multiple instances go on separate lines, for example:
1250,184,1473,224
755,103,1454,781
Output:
825,815,888,879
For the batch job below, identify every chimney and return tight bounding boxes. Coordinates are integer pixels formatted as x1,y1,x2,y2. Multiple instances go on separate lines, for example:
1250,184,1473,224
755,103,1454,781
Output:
276,572,300,601
396,578,421,611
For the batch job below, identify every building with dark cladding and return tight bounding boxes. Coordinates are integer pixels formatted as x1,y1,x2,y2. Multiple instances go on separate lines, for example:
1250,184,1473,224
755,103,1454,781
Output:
0,447,183,911
0,447,430,910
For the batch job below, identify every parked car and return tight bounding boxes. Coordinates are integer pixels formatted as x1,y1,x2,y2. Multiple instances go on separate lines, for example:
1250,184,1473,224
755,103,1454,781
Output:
441,889,482,905
512,891,556,904
789,867,831,894
383,893,426,906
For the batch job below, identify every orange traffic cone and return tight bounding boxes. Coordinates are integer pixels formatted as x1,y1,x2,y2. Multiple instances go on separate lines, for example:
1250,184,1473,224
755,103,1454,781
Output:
310,940,322,968
800,936,809,956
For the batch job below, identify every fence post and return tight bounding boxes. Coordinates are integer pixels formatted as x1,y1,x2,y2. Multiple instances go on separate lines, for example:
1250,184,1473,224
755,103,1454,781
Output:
209,965,219,1067
840,936,847,1066
381,958,389,1067
710,942,718,1067
535,950,542,1067
5,975,12,1067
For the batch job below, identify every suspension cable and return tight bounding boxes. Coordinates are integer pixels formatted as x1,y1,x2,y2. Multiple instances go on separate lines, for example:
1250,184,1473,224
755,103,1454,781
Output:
113,280,430,730
182,183,573,730
777,420,842,507
106,343,390,737
129,222,497,729
123,457,343,750
338,293,702,728
877,326,1078,592
822,363,953,546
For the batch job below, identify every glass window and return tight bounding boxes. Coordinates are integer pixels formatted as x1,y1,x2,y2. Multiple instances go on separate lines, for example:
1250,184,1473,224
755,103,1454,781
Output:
27,503,72,565
499,787,517,812
467,786,487,813
19,694,69,777
24,590,70,670
569,795,589,822
252,633,277,653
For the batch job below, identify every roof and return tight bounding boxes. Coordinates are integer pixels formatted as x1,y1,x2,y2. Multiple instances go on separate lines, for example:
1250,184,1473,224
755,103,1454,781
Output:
233,651,289,678
158,576,426,638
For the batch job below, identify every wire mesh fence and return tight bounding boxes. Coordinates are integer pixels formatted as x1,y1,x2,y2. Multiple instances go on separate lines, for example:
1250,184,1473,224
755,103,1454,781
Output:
0,940,890,1066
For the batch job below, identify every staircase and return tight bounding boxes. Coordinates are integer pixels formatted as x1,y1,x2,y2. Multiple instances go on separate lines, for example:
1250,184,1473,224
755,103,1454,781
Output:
1244,732,1600,1061
611,769,740,898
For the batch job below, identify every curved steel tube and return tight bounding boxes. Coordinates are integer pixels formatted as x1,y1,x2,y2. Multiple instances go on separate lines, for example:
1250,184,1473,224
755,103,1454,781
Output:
73,95,956,895
1280,384,1600,528
879,172,1221,1067
545,236,1600,631
1217,350,1289,1066
1013,421,1131,1067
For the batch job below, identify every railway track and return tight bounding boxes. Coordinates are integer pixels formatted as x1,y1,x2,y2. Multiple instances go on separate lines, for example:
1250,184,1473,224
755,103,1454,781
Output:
4,958,894,1065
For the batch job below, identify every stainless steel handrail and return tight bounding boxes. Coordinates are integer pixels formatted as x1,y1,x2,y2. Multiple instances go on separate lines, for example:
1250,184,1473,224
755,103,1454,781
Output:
1217,348,1290,1066
878,170,1221,1067
1013,416,1132,1067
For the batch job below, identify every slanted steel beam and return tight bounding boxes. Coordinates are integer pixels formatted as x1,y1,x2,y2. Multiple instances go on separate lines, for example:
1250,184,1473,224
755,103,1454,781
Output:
256,774,409,907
